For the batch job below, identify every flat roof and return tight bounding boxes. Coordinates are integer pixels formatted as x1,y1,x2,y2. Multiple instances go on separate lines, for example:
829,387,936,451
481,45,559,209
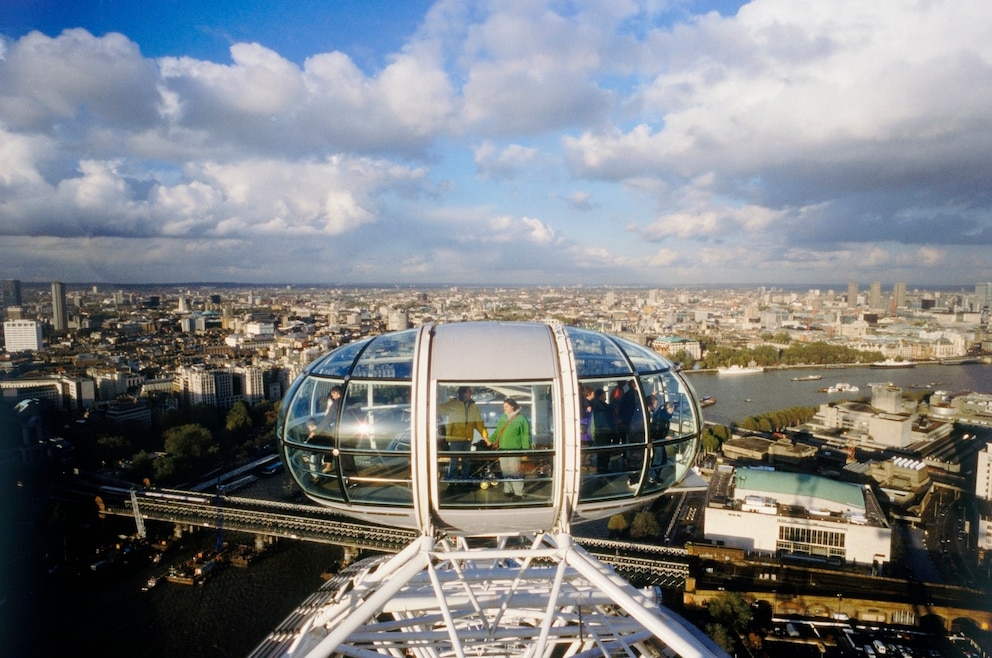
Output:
735,467,865,510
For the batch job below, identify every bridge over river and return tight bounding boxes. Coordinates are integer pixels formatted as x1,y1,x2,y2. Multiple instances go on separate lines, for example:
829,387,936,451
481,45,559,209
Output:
92,484,992,633
95,486,691,587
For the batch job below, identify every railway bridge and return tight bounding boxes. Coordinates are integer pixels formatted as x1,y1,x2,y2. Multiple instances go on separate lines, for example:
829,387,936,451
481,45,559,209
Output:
93,485,992,633
95,486,690,586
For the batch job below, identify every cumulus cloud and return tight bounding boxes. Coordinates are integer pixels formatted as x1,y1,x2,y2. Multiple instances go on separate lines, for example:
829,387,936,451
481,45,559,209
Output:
2,0,991,285
474,141,538,180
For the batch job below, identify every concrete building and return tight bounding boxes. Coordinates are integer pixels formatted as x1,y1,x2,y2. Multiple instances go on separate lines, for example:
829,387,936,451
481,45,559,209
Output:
3,319,43,352
978,443,992,502
806,384,954,449
869,281,881,310
1,279,22,309
978,444,992,564
51,281,67,332
650,336,702,360
704,466,891,566
104,399,153,430
0,374,95,411
175,364,218,407
866,457,929,506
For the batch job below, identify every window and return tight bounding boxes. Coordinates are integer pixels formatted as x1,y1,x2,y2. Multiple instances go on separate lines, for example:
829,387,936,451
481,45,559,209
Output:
436,381,555,508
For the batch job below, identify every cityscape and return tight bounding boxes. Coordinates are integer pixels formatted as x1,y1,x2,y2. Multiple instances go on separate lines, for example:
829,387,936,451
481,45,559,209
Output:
2,278,992,657
4,1,992,656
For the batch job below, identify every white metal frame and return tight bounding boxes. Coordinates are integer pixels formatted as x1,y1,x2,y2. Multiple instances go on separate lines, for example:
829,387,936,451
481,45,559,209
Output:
281,532,727,658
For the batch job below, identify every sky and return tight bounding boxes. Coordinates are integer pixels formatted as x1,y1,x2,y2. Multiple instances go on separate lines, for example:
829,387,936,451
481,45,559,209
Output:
1,0,990,288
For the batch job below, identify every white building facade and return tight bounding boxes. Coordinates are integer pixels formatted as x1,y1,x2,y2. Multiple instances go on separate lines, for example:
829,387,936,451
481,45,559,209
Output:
3,320,43,352
704,467,892,566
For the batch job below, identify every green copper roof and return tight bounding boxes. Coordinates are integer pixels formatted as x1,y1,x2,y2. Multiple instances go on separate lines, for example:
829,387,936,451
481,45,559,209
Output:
735,467,864,510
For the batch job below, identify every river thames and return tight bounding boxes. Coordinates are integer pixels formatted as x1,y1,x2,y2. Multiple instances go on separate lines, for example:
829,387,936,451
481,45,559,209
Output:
686,362,992,426
9,363,992,657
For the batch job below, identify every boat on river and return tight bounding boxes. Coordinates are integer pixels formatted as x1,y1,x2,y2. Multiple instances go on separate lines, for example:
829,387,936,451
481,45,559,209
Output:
790,374,822,381
870,359,915,368
717,365,763,375
699,396,716,407
818,382,859,394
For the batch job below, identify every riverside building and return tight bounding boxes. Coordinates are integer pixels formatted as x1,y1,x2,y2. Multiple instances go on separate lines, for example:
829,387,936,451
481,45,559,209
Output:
703,466,892,567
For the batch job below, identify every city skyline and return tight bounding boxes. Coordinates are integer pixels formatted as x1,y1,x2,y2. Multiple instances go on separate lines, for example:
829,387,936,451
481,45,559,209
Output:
2,1,991,287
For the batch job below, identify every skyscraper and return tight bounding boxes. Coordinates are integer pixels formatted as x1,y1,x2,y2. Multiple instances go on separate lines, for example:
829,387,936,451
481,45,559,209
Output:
1,279,22,308
847,281,858,308
893,281,907,310
869,281,881,309
976,282,992,311
51,281,67,332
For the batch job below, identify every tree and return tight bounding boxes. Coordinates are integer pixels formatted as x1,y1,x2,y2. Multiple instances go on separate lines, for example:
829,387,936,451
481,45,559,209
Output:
607,513,630,538
704,622,734,654
163,423,217,481
629,510,661,539
164,423,214,459
96,434,132,467
708,590,751,634
701,431,721,454
703,591,752,654
226,400,252,434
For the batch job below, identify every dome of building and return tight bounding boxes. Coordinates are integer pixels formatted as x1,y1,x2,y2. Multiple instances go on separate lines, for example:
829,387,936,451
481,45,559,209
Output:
278,321,701,536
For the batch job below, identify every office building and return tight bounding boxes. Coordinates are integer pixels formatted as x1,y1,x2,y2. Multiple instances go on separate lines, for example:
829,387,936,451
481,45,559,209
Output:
869,281,881,310
977,444,992,564
51,281,67,332
893,281,907,310
703,466,891,565
978,443,992,502
847,281,858,308
1,279,22,309
3,319,44,352
976,282,992,311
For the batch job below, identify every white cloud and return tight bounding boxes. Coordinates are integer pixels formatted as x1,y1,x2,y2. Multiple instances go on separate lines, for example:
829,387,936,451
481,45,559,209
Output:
474,141,538,180
2,1,991,285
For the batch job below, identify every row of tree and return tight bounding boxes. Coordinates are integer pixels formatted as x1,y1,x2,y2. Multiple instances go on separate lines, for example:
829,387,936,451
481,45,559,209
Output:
673,340,885,369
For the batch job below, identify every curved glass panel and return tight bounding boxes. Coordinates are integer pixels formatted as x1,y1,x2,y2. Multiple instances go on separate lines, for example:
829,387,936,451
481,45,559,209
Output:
278,322,703,533
308,337,373,377
576,377,648,501
565,327,632,377
437,382,555,508
351,329,417,380
614,336,673,374
334,381,413,505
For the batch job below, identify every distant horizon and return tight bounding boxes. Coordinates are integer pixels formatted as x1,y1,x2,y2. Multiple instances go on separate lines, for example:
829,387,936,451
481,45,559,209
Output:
6,280,987,293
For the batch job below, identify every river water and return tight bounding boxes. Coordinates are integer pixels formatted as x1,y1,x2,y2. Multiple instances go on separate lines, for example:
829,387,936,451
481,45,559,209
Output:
686,362,992,426
10,364,991,657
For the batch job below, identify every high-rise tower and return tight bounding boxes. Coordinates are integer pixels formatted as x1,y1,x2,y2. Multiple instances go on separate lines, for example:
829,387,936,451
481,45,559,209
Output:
869,281,881,310
1,279,22,309
51,281,67,332
893,281,907,310
976,282,992,311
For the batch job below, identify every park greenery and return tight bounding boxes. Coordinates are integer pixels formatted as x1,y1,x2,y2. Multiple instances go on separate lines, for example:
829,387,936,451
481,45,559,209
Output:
35,398,282,487
700,405,819,453
674,340,884,370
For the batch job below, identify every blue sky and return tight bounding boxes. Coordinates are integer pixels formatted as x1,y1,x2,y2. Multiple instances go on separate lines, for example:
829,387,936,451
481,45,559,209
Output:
1,0,990,286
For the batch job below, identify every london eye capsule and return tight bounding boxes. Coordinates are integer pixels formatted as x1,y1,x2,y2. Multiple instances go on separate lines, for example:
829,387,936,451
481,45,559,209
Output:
278,321,701,536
